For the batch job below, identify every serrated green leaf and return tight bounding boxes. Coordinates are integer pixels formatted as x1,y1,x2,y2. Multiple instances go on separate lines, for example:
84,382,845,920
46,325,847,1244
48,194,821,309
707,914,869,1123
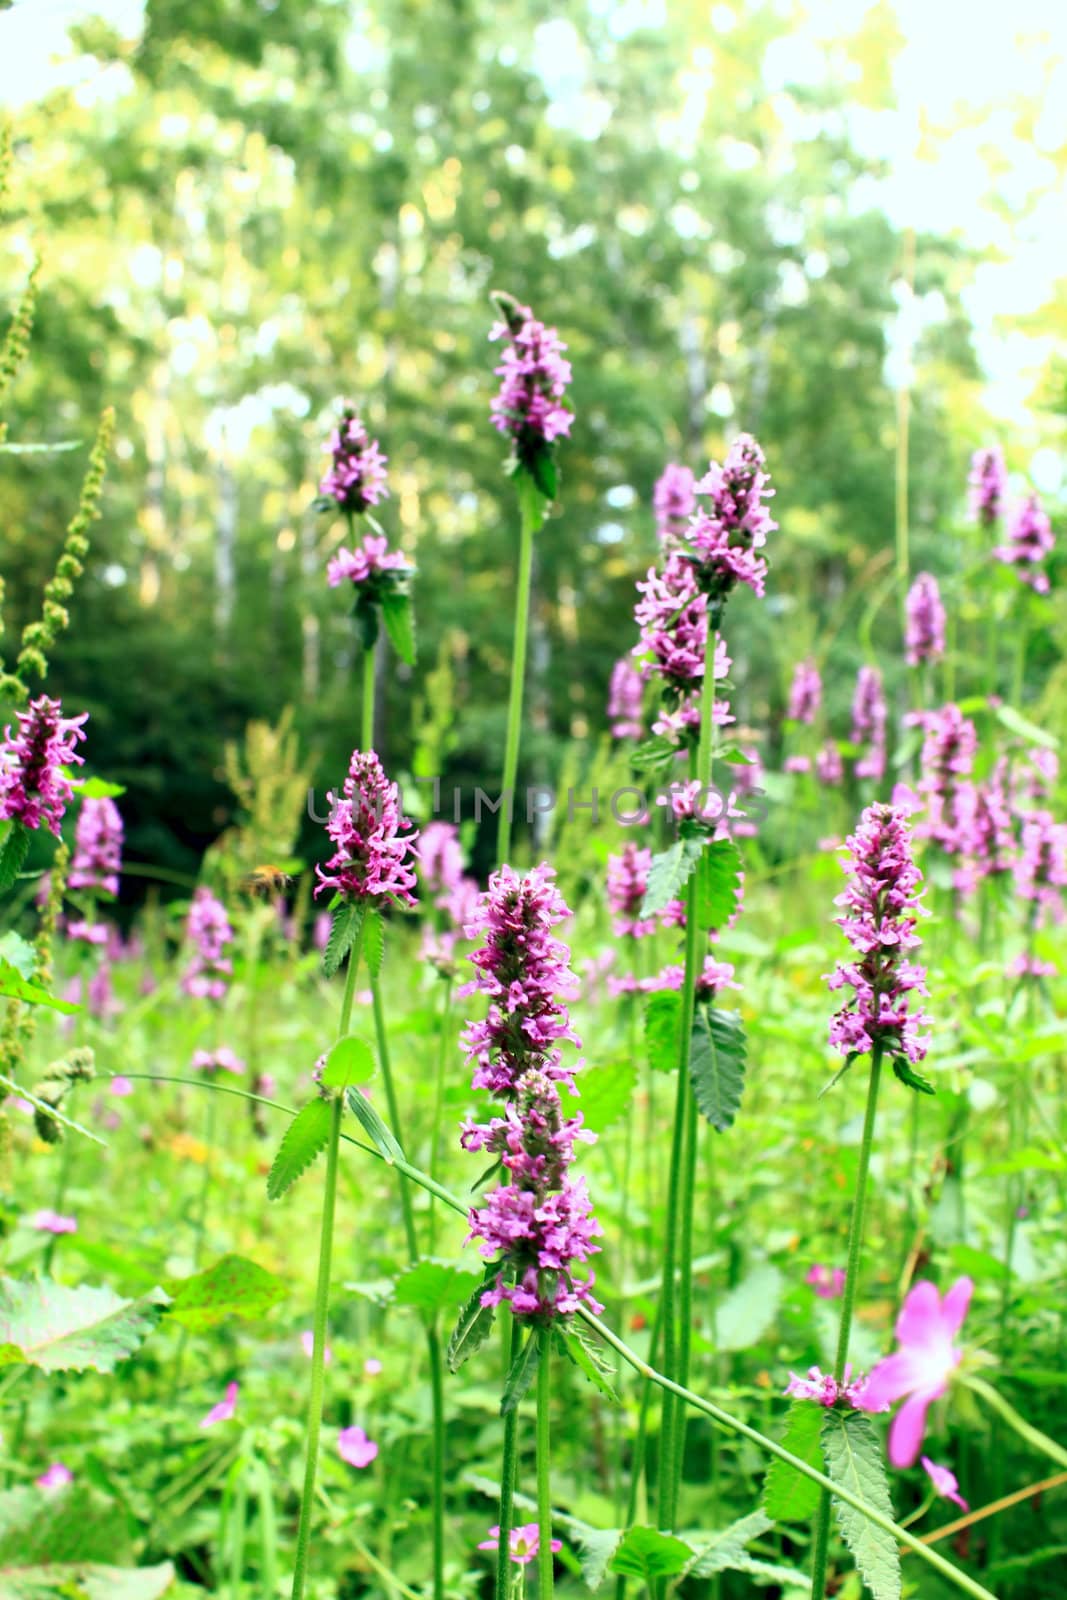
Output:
526,449,558,503
608,1526,692,1582
556,1320,619,1400
0,823,29,893
821,1410,902,1600
266,1098,332,1201
690,1005,747,1132
640,837,703,918
501,1324,543,1414
345,1085,404,1163
629,736,676,772
167,1254,287,1330
322,900,363,979
890,1056,936,1096
76,776,127,799
446,1267,499,1372
576,1057,637,1133
714,1262,782,1352
763,1401,825,1522
644,990,681,1074
693,837,743,932
0,1278,168,1373
363,909,385,977
381,589,416,665
320,1034,375,1089
572,1525,624,1591
0,961,80,1013
393,1259,480,1317
681,1511,772,1579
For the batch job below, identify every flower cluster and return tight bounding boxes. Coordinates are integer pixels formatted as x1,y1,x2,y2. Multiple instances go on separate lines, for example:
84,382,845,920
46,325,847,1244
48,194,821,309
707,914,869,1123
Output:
417,821,480,969
905,573,946,667
806,1263,845,1299
827,803,930,1067
69,796,123,897
607,656,644,740
994,493,1054,593
316,750,419,907
816,741,844,786
784,1363,876,1409
787,658,821,723
685,433,776,605
633,551,709,692
326,533,411,592
318,405,389,514
851,666,887,783
952,770,1015,895
461,864,602,1319
479,1524,561,1567
192,1047,245,1076
1014,810,1067,925
913,705,977,854
968,445,1006,527
0,696,87,837
489,297,573,465
653,462,696,544
182,887,235,1000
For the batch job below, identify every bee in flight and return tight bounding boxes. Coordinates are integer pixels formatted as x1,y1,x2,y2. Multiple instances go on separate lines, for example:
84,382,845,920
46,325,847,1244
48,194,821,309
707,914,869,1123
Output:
242,864,294,897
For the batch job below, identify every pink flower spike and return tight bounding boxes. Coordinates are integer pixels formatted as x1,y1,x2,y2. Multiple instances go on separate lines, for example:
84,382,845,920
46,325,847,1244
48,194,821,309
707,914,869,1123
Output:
805,1264,845,1300
36,1462,73,1490
478,1523,561,1565
30,1209,77,1235
364,1357,383,1376
338,1425,378,1469
858,1277,973,1466
199,1381,239,1429
300,1330,333,1364
922,1456,969,1512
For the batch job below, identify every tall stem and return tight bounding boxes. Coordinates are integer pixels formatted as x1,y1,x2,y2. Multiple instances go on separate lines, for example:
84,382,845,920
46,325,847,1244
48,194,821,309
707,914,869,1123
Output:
809,1045,885,1600
362,644,375,750
496,1316,521,1600
497,479,543,866
537,1336,554,1600
290,929,363,1600
428,978,453,1254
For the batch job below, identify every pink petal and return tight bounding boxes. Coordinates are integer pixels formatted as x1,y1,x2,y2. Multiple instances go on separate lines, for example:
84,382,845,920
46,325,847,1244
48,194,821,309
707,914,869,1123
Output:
940,1277,974,1339
338,1425,378,1469
894,1281,942,1350
857,1351,923,1412
888,1388,935,1468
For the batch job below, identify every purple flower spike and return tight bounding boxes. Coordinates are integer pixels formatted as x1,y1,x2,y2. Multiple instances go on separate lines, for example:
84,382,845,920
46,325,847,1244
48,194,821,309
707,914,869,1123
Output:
69,796,123,896
687,433,777,604
182,887,235,1000
315,750,419,908
607,656,644,740
788,658,821,723
827,802,930,1069
653,463,696,544
318,404,389,514
905,574,946,667
489,296,573,467
0,696,87,837
968,445,1006,527
851,666,887,783
994,492,1054,593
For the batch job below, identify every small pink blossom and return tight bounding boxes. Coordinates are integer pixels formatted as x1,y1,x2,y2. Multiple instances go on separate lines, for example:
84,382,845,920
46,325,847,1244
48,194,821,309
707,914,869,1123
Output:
338,1424,378,1468
30,1209,77,1235
858,1277,973,1467
922,1456,969,1512
805,1264,845,1299
364,1357,383,1376
36,1462,73,1490
110,1075,134,1096
478,1523,562,1566
784,1364,876,1409
199,1381,239,1429
301,1330,333,1364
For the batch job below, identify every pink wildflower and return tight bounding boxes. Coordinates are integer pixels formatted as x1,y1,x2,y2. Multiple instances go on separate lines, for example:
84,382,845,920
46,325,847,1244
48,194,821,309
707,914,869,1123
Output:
479,1523,562,1565
922,1457,969,1512
36,1462,73,1490
338,1425,378,1468
906,574,946,667
806,1264,845,1299
199,1381,239,1429
69,796,123,896
788,658,821,723
326,533,410,590
489,297,573,460
994,493,1054,593
30,1209,77,1235
857,1277,973,1467
653,463,696,544
182,887,234,1000
607,656,644,740
316,749,419,908
0,696,87,836
968,446,1006,527
318,404,389,513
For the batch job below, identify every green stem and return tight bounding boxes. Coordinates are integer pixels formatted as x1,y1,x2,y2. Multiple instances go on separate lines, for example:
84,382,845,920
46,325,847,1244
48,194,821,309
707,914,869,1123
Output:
965,1376,1067,1470
614,1301,664,1600
428,979,453,1254
496,1316,521,1600
809,1044,885,1600
496,480,542,866
428,1321,447,1600
537,1334,554,1600
289,925,364,1600
371,977,419,1262
362,638,376,750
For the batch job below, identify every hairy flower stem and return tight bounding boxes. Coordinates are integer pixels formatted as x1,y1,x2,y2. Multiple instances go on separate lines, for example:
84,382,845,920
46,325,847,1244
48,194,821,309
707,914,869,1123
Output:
362,645,375,750
537,1337,554,1600
290,928,364,1600
428,978,453,1254
659,632,720,1537
496,478,545,866
808,1043,885,1600
496,1316,521,1600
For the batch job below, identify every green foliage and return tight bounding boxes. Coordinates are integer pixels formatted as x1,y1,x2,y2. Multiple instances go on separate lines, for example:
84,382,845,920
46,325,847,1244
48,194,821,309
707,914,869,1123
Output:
821,1410,902,1600
363,908,385,978
266,1098,332,1201
608,1527,692,1582
763,1401,825,1522
575,1056,637,1133
167,1254,287,1330
500,1324,542,1414
694,837,744,933
0,822,29,893
392,1259,480,1316
322,902,363,980
381,590,416,666
320,1034,375,1089
689,1005,747,1131
0,1278,168,1373
640,838,703,918
644,991,681,1073
344,1084,404,1163
555,1319,619,1401
713,1262,783,1352
446,1269,498,1373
